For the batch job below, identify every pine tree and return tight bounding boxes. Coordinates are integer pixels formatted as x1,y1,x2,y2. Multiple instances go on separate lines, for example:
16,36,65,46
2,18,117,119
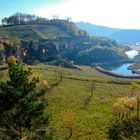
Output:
0,64,51,139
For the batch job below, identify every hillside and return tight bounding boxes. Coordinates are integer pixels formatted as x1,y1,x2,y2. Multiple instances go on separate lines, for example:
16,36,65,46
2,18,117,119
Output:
0,24,72,41
0,14,127,66
0,25,127,65
110,29,140,45
76,22,140,45
0,13,140,140
0,64,138,139
76,22,120,37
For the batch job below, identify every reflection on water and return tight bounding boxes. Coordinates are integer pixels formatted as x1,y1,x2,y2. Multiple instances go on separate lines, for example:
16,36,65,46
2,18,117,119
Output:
111,63,135,75
103,63,136,75
102,50,139,75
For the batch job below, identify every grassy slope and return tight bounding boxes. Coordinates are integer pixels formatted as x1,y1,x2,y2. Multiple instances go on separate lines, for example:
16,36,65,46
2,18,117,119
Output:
0,24,71,41
0,64,139,140
31,65,138,140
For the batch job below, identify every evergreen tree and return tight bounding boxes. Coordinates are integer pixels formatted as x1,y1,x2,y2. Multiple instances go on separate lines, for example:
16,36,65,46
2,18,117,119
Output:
0,64,52,139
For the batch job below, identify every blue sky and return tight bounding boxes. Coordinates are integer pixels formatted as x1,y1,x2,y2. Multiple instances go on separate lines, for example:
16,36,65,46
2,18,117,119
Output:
0,0,68,18
0,0,140,29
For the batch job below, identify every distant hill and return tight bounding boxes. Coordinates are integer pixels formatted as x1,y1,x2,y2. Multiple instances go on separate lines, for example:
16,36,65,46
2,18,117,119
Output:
76,22,140,45
76,22,120,37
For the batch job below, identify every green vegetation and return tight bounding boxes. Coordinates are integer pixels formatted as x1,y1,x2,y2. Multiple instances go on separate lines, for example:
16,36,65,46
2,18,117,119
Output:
0,13,88,41
0,64,51,139
0,13,128,66
75,46,126,65
108,81,140,139
1,64,139,139
0,24,71,41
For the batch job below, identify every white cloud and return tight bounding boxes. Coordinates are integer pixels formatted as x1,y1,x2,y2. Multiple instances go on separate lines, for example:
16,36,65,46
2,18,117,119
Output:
34,0,140,29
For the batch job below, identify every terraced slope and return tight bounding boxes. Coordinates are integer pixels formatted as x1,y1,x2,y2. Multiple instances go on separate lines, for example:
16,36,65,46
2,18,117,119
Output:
0,24,72,41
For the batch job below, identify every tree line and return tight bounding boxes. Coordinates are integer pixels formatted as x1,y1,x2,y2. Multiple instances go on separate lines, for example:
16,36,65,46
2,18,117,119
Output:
1,12,50,26
1,13,88,37
1,13,72,26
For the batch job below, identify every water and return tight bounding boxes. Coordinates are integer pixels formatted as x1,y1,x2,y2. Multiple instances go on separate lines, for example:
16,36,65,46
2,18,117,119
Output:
104,50,139,75
111,63,135,75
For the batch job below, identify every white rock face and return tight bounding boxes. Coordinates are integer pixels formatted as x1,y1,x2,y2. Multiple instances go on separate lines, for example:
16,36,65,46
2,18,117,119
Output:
125,50,139,59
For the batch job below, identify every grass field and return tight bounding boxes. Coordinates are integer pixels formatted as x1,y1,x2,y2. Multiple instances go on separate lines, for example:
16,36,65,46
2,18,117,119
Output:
0,64,139,140
0,24,71,41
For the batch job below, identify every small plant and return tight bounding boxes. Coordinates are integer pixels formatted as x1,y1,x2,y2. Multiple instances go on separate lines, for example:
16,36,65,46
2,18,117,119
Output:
130,81,138,97
40,80,50,90
57,66,64,83
136,93,140,119
53,66,64,86
63,110,76,140
108,91,140,139
7,55,17,65
84,80,96,107
113,96,137,118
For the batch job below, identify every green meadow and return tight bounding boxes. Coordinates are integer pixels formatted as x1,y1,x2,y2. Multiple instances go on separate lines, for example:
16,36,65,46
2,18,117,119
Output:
0,64,139,140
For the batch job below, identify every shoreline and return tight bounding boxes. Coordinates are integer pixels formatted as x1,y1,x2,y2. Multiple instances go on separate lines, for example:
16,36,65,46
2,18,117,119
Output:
91,59,138,67
96,66,140,79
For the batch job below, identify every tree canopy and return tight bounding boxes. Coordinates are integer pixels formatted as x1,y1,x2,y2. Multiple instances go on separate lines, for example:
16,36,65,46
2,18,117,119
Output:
0,63,52,139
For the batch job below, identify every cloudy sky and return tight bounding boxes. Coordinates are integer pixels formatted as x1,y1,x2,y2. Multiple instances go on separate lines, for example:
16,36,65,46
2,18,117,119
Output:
0,0,140,29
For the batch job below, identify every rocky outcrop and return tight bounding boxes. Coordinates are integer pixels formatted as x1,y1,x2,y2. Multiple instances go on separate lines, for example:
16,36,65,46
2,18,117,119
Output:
0,23,128,66
0,42,6,64
127,61,140,74
128,62,140,70
21,41,58,64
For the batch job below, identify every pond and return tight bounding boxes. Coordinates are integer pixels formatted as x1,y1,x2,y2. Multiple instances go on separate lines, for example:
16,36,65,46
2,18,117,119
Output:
103,50,139,75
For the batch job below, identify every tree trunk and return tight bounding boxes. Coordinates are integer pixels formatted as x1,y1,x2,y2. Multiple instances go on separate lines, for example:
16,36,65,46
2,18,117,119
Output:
66,127,73,140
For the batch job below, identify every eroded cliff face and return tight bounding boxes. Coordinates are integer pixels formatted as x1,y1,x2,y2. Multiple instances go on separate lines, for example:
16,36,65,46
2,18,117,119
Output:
0,41,20,64
0,42,6,64
21,41,58,64
0,36,127,66
0,40,59,65
0,36,92,65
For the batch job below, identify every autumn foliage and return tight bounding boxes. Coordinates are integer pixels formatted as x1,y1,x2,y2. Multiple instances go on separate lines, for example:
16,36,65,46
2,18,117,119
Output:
7,55,17,65
108,82,140,140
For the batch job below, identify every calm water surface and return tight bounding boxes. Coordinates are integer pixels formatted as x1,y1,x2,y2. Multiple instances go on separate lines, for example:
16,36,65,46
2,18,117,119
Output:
104,50,139,75
111,63,135,75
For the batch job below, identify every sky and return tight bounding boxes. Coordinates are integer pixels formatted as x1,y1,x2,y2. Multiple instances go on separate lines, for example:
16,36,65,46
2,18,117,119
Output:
0,0,140,29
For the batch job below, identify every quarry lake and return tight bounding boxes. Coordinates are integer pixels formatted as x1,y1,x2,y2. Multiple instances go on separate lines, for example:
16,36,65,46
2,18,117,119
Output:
103,50,139,75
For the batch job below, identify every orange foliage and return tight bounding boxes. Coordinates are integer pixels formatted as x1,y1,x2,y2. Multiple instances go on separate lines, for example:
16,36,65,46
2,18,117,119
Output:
7,55,17,65
40,80,50,89
21,51,27,56
63,110,76,125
